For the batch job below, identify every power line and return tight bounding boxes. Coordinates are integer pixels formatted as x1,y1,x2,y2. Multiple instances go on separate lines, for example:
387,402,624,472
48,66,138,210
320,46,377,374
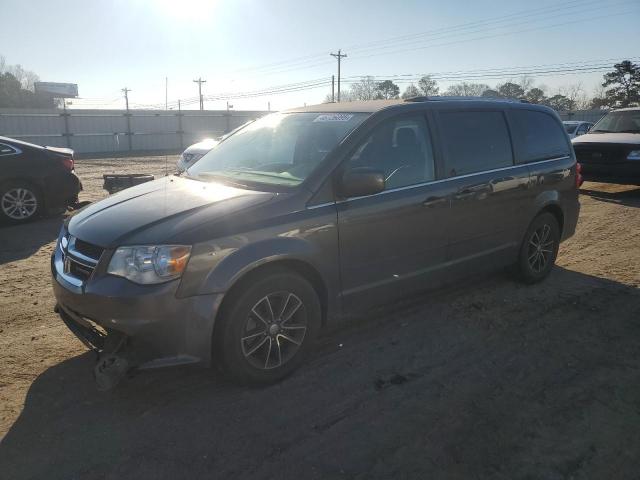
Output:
350,7,639,62
218,0,608,77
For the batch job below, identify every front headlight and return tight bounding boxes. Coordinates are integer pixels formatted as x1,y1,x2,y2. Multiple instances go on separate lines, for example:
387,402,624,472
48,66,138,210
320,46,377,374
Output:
107,245,192,284
627,150,640,160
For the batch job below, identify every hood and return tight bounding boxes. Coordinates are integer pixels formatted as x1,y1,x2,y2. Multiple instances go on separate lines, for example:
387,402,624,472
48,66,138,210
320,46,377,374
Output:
184,138,219,155
572,132,640,146
68,176,274,247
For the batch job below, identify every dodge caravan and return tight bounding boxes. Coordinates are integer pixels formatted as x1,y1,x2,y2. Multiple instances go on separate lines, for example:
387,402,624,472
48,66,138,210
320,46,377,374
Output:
51,97,580,388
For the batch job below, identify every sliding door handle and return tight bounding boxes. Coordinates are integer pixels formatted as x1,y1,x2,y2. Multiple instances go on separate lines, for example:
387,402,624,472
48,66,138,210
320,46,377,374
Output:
422,196,447,208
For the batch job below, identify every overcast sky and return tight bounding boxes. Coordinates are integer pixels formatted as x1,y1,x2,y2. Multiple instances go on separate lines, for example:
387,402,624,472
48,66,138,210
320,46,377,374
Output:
1,0,639,110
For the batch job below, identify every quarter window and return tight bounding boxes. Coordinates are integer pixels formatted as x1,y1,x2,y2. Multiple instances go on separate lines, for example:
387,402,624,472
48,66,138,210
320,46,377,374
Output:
510,110,570,163
439,111,513,177
346,115,435,190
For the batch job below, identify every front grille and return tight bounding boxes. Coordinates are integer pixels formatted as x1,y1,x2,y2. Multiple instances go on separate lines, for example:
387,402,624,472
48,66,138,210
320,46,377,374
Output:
573,144,627,164
66,256,95,281
74,238,104,260
59,234,102,284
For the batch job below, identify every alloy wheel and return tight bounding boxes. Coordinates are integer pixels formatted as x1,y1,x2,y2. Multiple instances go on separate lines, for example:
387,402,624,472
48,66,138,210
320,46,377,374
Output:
241,292,307,370
527,223,554,273
1,188,38,220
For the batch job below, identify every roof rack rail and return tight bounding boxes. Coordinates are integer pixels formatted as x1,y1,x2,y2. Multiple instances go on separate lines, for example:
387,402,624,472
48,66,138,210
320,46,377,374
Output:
405,96,529,103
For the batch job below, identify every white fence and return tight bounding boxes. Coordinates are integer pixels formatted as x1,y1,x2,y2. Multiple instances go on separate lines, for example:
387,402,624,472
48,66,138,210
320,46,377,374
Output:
0,107,609,156
0,108,267,155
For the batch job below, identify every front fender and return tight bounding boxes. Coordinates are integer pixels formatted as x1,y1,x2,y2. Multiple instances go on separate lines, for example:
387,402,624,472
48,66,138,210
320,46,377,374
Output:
199,236,328,294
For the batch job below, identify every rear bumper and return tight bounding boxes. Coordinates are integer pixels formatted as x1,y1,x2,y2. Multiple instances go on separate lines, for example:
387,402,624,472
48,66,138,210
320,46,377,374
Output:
51,252,224,369
44,172,83,210
561,199,580,241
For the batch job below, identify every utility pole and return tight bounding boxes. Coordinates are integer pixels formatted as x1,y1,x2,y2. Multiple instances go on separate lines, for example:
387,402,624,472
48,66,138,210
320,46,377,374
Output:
121,87,132,151
330,49,347,102
122,87,131,110
331,75,335,102
193,77,207,110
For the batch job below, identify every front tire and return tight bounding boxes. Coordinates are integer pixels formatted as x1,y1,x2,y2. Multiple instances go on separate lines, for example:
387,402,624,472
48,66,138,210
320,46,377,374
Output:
516,212,560,284
0,181,41,224
214,269,321,385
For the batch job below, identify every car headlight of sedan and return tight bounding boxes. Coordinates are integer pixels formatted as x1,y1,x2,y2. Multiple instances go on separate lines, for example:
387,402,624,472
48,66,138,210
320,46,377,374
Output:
107,245,192,284
627,150,640,160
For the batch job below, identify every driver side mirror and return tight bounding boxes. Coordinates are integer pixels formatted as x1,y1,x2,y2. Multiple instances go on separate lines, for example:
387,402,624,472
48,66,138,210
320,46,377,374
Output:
338,167,385,198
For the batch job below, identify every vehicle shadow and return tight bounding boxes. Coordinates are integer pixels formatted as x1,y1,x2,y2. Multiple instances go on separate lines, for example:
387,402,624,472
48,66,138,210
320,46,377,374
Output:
0,215,64,265
2,267,640,480
579,185,640,208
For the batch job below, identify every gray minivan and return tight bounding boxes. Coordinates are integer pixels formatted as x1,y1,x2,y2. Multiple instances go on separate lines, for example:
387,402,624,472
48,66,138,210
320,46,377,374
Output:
51,97,580,388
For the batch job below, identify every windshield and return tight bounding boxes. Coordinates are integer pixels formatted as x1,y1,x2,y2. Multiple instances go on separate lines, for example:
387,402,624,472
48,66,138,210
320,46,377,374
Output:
187,112,369,187
564,123,578,134
591,111,640,133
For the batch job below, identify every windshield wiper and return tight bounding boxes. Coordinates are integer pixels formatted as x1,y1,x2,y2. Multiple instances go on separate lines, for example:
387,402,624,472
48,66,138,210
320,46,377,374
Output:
591,129,611,133
617,130,640,133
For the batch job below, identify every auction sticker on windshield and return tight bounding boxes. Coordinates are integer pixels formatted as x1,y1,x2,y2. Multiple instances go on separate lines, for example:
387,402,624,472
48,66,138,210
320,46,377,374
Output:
313,113,354,122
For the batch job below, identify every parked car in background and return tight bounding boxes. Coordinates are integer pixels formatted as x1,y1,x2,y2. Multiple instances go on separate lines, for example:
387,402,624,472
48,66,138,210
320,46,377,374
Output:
52,98,579,389
0,136,81,224
177,121,258,173
572,108,640,185
563,121,593,139
176,138,219,173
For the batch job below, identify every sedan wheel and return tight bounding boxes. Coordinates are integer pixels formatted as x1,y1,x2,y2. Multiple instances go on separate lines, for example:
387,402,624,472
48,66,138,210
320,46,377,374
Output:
1,186,39,222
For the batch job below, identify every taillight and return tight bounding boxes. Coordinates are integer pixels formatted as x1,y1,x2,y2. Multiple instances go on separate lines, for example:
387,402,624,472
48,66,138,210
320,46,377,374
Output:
60,157,74,172
576,162,583,188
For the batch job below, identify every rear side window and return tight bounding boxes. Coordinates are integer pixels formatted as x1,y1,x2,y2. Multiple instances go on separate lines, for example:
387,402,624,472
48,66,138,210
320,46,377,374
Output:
0,143,17,156
510,110,570,163
439,111,513,177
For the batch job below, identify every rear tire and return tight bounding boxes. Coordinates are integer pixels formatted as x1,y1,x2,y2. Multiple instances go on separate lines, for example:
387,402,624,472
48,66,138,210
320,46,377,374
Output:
0,181,42,224
214,268,321,385
516,212,560,284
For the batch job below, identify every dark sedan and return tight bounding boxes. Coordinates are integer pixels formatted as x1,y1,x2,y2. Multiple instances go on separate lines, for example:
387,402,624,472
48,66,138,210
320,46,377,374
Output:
0,136,82,223
572,108,640,185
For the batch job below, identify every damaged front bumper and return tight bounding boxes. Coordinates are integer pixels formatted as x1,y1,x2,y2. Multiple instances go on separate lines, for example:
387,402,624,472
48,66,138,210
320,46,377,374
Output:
51,242,225,385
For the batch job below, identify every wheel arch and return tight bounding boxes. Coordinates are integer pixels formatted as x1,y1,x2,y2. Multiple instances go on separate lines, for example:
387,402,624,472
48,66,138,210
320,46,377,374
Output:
213,257,331,334
539,203,564,236
532,190,564,236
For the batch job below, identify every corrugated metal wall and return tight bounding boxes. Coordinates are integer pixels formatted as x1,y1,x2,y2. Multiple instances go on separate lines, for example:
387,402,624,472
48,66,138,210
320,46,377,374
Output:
0,107,611,155
0,108,267,154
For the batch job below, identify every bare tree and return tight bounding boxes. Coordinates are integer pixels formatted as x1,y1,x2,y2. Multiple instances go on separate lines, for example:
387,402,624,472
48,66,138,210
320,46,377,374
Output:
0,55,6,73
445,82,490,96
417,75,439,96
401,84,420,99
518,75,535,93
558,83,585,110
6,63,40,91
349,76,378,101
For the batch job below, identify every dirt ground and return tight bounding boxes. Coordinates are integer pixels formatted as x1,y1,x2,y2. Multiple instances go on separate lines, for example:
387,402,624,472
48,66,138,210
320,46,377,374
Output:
1,156,639,480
